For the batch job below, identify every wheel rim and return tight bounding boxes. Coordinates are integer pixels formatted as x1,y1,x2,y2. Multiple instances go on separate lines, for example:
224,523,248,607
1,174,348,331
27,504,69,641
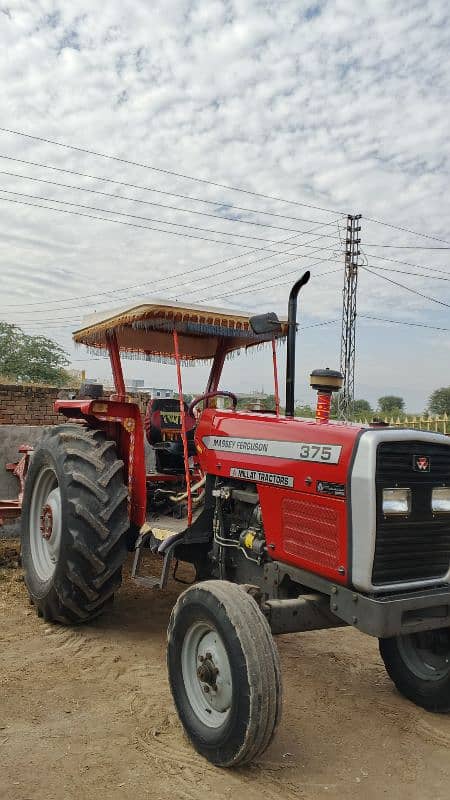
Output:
398,630,450,681
181,621,233,728
29,465,62,581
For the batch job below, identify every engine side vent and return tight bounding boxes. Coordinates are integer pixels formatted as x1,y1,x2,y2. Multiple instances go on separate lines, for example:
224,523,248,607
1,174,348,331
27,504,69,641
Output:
281,497,339,570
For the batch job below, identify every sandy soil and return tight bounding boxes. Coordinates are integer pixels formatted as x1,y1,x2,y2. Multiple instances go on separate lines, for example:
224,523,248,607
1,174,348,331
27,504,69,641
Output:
1,539,449,800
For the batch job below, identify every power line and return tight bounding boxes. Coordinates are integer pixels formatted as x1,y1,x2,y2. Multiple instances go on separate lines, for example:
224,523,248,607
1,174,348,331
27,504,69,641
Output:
21,310,450,340
5,225,343,318
362,265,450,309
9,247,341,319
0,187,342,248
0,126,345,215
365,242,450,251
23,312,450,337
5,219,341,310
3,130,449,261
199,254,341,301
213,265,342,300
168,246,340,302
365,216,450,247
6,246,342,321
0,154,345,228
0,168,344,238
359,314,450,332
6,263,343,328
0,192,342,256
366,265,450,282
364,252,450,277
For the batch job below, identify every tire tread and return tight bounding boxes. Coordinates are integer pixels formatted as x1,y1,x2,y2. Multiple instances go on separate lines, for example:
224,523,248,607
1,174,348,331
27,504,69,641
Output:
379,635,450,713
167,579,282,767
21,424,129,625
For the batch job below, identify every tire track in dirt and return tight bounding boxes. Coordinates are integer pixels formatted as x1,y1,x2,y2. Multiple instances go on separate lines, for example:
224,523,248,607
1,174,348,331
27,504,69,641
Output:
134,726,301,800
411,716,450,748
2,546,449,800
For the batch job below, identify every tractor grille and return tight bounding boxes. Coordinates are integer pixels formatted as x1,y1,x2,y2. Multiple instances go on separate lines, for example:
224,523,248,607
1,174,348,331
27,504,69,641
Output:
282,497,339,570
373,441,450,585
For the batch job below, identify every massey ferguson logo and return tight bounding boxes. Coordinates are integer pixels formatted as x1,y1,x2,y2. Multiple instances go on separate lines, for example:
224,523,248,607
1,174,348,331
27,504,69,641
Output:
413,455,430,472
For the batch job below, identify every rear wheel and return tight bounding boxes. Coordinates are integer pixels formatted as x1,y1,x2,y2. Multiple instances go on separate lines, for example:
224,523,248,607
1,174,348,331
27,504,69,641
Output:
21,425,129,624
167,580,282,766
379,629,450,712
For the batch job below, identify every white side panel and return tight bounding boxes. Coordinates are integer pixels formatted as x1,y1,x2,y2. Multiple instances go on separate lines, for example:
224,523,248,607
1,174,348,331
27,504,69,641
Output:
202,435,342,463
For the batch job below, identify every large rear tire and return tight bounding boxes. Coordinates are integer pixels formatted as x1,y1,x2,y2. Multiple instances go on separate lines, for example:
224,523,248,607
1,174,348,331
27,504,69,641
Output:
21,425,129,624
167,580,282,767
379,629,450,712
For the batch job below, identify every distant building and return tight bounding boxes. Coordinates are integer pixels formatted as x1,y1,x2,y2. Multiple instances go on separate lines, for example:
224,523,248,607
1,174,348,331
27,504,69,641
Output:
124,378,174,399
214,390,270,410
149,387,174,400
127,378,145,391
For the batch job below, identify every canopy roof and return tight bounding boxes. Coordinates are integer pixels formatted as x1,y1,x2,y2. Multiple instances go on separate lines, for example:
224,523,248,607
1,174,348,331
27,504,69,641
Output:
73,297,288,363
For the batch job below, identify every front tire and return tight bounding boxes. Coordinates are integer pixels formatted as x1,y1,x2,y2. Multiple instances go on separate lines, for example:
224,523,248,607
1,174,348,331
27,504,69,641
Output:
379,629,450,712
21,425,129,624
167,580,282,767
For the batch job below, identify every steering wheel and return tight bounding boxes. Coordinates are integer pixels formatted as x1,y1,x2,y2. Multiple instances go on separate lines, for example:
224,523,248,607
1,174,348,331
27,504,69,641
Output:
189,391,238,417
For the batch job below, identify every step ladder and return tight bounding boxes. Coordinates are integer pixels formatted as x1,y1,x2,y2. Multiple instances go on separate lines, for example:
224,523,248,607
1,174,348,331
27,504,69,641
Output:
131,524,184,590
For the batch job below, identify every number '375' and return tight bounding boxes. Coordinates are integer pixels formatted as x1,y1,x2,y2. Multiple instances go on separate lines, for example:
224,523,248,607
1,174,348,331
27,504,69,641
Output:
299,444,332,461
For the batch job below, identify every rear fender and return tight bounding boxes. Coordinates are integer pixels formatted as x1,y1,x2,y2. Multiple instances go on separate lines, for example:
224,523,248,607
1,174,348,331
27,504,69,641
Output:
54,399,146,527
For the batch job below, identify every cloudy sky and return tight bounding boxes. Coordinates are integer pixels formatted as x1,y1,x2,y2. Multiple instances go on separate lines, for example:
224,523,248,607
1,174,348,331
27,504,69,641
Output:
1,0,450,411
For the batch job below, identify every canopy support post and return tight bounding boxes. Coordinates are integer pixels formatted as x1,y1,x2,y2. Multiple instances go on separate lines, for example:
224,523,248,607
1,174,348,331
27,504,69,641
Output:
272,338,280,416
206,337,228,395
173,330,192,525
106,331,126,401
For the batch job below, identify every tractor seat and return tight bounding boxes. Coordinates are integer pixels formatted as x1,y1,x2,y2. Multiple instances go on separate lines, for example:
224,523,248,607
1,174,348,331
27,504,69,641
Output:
144,398,196,473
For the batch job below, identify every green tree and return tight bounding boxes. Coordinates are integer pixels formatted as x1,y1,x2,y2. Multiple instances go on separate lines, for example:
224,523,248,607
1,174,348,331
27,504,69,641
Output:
378,395,405,414
295,403,314,418
330,394,340,418
262,393,276,409
330,395,372,419
352,399,372,416
0,322,70,386
428,387,450,415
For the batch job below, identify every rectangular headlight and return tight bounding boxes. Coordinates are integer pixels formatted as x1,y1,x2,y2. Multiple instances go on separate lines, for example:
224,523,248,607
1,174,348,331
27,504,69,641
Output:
382,487,411,515
432,487,450,512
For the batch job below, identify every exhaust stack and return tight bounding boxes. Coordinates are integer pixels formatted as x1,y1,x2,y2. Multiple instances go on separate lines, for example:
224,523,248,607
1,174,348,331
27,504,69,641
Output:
285,271,311,417
310,368,343,424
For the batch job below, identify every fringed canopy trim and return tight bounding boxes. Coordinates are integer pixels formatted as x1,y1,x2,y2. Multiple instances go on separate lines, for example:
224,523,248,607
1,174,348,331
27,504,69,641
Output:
74,297,288,363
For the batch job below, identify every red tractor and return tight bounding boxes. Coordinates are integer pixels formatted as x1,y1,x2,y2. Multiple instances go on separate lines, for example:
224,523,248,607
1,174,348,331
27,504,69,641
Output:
20,272,450,767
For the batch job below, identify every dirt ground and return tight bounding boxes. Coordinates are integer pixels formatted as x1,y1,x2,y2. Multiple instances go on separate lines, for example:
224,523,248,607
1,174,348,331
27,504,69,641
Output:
1,540,449,800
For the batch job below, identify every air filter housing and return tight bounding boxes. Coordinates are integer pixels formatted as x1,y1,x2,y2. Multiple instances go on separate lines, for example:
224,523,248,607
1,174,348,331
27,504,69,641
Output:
309,368,343,424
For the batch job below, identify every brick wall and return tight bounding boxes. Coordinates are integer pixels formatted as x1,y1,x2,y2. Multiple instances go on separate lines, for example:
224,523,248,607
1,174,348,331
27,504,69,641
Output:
0,383,150,426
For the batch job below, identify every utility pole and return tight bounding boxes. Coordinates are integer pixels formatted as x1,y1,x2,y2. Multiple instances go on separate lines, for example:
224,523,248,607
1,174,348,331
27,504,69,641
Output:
338,214,362,418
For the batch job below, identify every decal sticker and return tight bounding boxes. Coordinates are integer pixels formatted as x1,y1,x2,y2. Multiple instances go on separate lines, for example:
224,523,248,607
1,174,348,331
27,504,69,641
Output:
202,436,342,464
230,467,294,487
317,480,346,498
413,455,430,472
161,411,181,425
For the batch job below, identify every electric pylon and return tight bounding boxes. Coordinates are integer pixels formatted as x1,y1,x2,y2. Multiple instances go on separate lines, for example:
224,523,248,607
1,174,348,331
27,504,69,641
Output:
338,214,362,418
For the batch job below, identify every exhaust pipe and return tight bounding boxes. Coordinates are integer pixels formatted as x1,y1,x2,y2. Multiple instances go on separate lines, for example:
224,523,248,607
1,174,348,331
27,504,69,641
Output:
285,271,311,417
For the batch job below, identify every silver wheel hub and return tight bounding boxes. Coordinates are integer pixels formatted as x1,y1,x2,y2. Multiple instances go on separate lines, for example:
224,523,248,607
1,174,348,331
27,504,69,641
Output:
29,467,62,581
181,622,233,728
40,503,54,540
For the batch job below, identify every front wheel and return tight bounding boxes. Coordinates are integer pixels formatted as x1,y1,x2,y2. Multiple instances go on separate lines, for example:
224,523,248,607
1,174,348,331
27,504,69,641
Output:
379,629,450,712
167,580,282,767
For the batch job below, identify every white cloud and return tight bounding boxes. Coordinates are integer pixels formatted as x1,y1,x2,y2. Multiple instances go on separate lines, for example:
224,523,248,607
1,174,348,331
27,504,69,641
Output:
0,0,449,409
